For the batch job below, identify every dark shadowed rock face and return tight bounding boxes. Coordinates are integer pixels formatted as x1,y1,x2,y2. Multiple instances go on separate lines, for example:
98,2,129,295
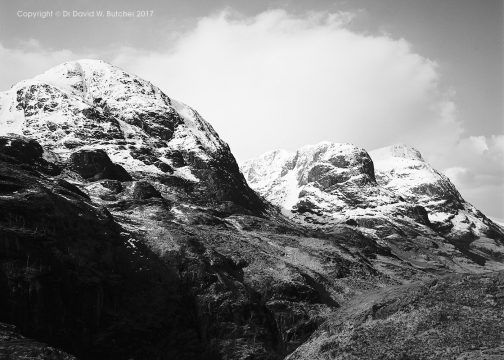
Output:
0,140,229,359
0,135,60,175
68,149,132,181
287,271,504,360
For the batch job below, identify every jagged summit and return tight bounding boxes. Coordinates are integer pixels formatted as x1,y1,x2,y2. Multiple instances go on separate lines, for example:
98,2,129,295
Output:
0,59,264,213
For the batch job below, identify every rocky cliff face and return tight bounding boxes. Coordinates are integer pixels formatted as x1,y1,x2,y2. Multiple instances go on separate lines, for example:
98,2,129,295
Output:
1,60,503,360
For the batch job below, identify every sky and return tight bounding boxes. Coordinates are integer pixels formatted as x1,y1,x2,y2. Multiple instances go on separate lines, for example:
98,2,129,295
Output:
0,0,503,220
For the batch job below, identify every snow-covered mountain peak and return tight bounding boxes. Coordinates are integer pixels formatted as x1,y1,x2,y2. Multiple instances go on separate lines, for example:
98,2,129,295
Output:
1,59,227,157
369,143,462,206
0,60,264,213
242,142,377,204
246,141,376,180
1,59,225,157
370,144,426,175
243,141,391,220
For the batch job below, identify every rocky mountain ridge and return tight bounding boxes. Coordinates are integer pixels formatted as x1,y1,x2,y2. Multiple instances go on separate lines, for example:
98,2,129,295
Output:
242,142,504,272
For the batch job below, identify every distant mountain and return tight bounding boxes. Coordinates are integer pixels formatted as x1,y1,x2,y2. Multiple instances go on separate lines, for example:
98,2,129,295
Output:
1,60,503,359
242,142,504,272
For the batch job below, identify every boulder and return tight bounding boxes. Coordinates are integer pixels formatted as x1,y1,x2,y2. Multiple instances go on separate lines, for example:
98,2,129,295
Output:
100,179,123,193
406,205,431,226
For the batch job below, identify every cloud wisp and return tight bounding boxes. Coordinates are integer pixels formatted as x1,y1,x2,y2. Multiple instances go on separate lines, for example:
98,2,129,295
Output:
113,9,461,162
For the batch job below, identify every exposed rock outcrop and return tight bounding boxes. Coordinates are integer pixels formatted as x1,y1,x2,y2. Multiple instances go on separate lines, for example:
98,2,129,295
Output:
130,180,162,199
0,134,60,175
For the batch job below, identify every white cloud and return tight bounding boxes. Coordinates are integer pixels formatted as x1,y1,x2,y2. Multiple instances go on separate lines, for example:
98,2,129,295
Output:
111,9,461,163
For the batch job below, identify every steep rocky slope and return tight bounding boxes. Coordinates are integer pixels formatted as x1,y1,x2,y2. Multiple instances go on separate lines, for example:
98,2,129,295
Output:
1,60,503,360
0,135,216,359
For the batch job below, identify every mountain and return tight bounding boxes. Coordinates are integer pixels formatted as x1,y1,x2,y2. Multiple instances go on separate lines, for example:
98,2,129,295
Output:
0,59,263,215
1,60,503,359
242,142,504,272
